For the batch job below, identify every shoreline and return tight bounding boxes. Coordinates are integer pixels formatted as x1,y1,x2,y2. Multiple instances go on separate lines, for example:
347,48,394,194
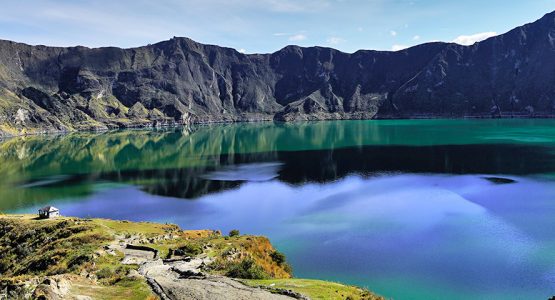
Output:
1,113,554,140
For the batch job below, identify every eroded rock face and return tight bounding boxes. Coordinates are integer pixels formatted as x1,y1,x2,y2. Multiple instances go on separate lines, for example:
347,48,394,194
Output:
32,277,71,300
138,258,294,300
1,11,555,135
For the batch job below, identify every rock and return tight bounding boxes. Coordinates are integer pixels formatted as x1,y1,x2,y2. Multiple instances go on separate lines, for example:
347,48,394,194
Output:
136,254,296,299
14,108,29,126
122,247,156,265
2,11,555,136
149,275,295,300
169,257,213,278
482,177,517,184
32,277,71,300
127,269,142,279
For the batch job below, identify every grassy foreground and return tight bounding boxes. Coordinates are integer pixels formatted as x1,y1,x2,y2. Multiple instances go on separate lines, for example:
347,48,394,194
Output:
245,279,380,300
0,214,382,299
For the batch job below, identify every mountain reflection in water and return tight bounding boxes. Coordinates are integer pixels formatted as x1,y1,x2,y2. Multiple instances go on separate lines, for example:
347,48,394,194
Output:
2,119,555,299
2,125,555,206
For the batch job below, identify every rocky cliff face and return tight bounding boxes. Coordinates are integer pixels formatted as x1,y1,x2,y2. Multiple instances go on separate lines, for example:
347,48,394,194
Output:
1,11,555,136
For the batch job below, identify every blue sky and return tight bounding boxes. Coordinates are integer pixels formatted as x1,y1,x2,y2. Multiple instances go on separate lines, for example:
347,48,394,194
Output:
0,0,554,53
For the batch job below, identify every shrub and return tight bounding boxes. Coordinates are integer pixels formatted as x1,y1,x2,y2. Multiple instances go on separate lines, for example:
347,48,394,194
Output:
15,244,32,257
27,255,57,273
96,265,133,284
96,267,114,279
0,259,10,273
282,262,293,275
67,254,91,270
270,250,286,265
175,243,203,257
225,258,269,279
229,229,240,237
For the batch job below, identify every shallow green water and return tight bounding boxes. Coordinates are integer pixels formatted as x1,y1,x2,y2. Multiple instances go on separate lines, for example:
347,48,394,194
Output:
2,119,555,299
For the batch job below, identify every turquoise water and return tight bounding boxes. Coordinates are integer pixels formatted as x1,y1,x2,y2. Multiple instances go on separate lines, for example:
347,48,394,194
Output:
1,119,555,299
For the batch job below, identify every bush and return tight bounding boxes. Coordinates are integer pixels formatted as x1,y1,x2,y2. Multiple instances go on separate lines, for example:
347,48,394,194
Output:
15,244,32,257
225,258,269,279
67,254,92,270
282,262,293,275
175,243,203,257
96,267,115,279
229,229,240,237
27,255,57,273
0,259,10,273
270,250,286,265
96,266,133,284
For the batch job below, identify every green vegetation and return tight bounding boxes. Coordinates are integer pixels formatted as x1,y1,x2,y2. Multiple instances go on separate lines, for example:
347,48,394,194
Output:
0,215,382,300
92,218,179,236
141,231,292,279
0,215,156,299
245,278,383,300
224,258,270,279
173,243,203,257
0,215,111,278
93,252,136,285
269,250,292,275
0,215,292,285
270,250,286,265
70,276,155,300
229,229,240,237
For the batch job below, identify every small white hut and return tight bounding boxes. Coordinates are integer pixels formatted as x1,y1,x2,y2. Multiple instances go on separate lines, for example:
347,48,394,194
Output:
38,206,60,219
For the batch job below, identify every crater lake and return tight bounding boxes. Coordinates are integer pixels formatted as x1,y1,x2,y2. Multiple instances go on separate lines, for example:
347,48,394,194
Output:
2,119,555,299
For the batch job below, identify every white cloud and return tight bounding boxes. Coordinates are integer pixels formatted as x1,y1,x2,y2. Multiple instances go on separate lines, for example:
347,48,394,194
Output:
326,36,345,45
238,48,246,53
391,44,408,51
452,31,497,45
413,35,420,41
390,30,397,37
288,34,307,42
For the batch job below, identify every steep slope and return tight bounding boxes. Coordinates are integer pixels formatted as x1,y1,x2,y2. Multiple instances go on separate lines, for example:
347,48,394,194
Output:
1,11,555,136
391,11,555,117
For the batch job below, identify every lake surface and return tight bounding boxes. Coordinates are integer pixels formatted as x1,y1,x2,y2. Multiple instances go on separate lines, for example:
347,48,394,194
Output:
2,119,555,299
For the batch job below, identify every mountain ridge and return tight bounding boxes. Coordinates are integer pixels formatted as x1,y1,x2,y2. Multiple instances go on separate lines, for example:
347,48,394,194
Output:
1,11,555,136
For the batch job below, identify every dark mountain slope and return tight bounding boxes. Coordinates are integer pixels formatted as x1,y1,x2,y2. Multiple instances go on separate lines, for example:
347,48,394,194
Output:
1,11,555,136
391,11,555,116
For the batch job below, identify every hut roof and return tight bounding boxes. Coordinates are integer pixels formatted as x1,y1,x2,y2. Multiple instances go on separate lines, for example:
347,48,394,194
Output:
39,206,59,212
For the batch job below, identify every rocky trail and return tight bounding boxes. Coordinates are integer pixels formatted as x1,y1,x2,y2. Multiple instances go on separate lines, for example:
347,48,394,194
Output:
113,237,301,300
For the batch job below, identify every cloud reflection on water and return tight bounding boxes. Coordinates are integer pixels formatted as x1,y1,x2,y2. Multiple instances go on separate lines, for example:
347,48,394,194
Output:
200,162,283,182
35,172,555,299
